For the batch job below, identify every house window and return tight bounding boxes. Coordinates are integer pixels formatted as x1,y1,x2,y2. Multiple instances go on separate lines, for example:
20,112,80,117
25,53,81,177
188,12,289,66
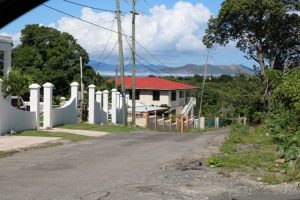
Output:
153,91,160,101
180,91,185,98
129,90,140,100
171,91,176,101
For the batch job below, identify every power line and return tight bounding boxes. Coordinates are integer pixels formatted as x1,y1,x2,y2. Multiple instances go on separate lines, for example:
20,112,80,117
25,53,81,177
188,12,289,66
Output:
43,4,121,35
97,19,116,61
63,0,121,13
43,4,168,67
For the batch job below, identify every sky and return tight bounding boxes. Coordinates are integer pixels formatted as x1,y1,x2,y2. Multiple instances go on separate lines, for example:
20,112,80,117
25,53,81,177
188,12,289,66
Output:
0,0,256,68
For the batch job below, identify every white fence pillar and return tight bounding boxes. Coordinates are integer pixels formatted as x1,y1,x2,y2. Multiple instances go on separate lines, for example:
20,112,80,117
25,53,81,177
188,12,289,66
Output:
88,84,96,124
0,78,3,97
102,90,109,124
215,117,219,128
43,82,54,129
70,82,79,108
96,91,102,105
117,91,120,109
111,88,117,124
200,117,205,129
29,84,41,130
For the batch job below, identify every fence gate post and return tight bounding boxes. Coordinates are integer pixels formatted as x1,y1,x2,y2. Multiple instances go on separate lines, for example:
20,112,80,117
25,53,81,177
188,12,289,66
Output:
0,78,2,97
29,84,41,130
145,112,149,128
215,117,219,128
154,111,157,131
111,89,117,124
200,117,205,129
88,84,96,124
102,90,109,124
243,116,247,125
70,82,79,108
162,114,165,129
176,117,178,131
180,114,184,133
43,82,54,129
169,114,172,132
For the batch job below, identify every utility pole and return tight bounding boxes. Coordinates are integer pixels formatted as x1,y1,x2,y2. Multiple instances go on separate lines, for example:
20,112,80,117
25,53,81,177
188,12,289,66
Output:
80,56,84,123
131,0,137,126
115,65,118,89
198,51,209,124
116,0,127,126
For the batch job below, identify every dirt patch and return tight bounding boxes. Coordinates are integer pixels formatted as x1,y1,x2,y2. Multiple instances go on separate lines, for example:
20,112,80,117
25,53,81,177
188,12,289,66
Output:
161,159,203,171
237,144,255,153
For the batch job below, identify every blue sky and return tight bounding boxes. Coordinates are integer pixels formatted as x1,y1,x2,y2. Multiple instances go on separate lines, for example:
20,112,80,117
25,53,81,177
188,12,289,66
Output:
0,0,256,68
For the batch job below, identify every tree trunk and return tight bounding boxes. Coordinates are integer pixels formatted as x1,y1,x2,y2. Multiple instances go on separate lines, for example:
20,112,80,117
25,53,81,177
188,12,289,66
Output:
255,41,266,76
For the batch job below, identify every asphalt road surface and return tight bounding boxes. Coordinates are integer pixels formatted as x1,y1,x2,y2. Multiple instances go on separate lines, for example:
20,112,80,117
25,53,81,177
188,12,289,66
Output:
0,130,299,200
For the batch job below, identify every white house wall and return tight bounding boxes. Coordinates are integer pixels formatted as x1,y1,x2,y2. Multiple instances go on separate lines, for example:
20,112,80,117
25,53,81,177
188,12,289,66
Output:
135,90,171,106
0,97,36,135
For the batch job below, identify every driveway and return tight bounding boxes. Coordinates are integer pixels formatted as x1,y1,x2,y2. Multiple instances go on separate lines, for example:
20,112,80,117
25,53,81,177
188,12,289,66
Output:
0,129,299,200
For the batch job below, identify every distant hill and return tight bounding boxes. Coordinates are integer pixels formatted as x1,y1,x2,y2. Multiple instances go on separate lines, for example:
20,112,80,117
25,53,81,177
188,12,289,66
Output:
89,61,254,76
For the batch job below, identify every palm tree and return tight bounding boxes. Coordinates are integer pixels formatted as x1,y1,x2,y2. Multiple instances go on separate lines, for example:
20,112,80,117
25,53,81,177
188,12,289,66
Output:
2,69,32,109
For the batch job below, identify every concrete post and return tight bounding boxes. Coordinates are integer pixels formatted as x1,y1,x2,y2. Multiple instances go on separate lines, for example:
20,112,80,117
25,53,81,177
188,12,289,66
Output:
215,117,219,128
96,91,103,105
180,114,184,133
111,88,117,124
29,84,41,130
102,90,109,124
70,82,79,108
0,78,3,97
88,84,96,124
3,50,12,76
0,36,13,77
116,91,120,109
200,117,205,129
43,82,54,129
243,116,247,125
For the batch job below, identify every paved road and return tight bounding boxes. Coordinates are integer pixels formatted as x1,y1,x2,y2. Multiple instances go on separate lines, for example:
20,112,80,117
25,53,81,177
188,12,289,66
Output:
0,130,299,200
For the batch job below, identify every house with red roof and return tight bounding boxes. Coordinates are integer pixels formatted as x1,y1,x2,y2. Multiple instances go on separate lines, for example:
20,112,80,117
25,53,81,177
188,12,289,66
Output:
115,77,197,113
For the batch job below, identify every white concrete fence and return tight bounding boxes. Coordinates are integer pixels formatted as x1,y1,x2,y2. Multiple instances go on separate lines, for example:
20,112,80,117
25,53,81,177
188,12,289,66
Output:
88,87,128,125
88,85,109,124
43,82,79,129
0,80,81,135
0,79,39,135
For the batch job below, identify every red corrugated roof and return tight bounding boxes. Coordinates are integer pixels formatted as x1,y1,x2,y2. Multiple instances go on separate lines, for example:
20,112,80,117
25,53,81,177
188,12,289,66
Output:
114,77,197,90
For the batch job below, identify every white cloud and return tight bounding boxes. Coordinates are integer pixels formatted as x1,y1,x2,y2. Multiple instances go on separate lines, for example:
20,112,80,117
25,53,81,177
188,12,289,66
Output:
56,1,212,64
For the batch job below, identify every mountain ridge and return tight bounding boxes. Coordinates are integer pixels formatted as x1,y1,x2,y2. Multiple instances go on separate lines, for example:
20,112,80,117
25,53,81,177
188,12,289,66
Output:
89,61,254,76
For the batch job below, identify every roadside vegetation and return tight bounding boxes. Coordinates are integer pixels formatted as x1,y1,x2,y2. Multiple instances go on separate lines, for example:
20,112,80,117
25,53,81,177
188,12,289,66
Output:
59,123,143,133
207,125,300,184
18,130,90,142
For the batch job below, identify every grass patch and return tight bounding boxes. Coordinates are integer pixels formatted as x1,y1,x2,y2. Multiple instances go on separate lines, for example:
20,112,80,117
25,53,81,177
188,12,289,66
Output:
185,127,226,134
18,130,90,142
206,125,300,184
0,151,18,158
59,123,143,133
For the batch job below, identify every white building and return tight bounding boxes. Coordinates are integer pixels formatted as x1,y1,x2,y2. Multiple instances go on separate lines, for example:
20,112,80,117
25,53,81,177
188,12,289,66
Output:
115,77,197,114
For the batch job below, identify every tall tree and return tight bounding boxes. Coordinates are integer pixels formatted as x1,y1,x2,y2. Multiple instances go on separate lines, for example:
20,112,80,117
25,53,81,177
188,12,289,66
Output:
13,24,103,96
203,0,300,76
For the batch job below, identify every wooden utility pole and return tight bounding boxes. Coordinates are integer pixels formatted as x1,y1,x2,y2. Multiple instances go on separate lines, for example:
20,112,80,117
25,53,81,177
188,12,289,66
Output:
115,65,118,89
131,0,137,126
198,51,209,125
80,56,84,123
116,0,127,126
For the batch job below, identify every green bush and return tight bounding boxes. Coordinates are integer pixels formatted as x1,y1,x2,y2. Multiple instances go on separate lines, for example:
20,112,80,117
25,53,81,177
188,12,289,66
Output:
268,69,300,162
